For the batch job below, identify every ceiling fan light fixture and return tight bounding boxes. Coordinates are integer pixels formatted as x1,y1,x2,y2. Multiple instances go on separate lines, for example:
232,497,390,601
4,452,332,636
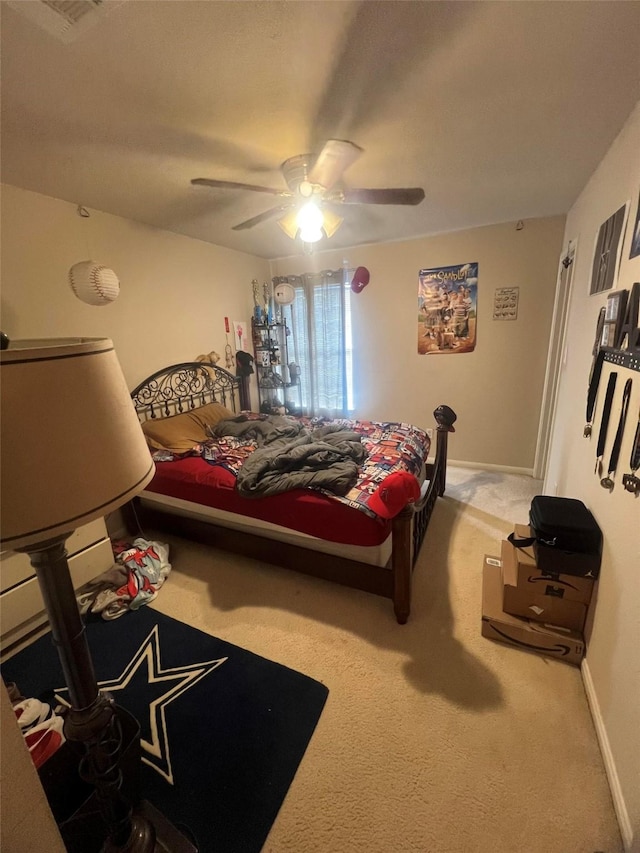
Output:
277,210,299,240
296,202,324,243
299,227,323,243
298,180,314,199
296,201,323,231
322,209,344,239
192,139,425,244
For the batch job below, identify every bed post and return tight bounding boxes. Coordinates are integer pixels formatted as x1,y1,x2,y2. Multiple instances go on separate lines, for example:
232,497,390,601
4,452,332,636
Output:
391,404,457,623
238,375,251,411
433,404,457,495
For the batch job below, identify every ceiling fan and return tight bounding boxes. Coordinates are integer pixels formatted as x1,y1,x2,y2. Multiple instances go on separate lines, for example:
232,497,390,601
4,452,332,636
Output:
191,139,425,243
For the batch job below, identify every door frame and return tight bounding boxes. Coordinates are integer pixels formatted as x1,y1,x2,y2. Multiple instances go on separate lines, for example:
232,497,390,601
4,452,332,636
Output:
533,237,577,481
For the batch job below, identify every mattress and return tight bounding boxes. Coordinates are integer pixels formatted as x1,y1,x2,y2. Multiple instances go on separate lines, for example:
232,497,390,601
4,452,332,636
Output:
139,490,394,567
143,456,392,547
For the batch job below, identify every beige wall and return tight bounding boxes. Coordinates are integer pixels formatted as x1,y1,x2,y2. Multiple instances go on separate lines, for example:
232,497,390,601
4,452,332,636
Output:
272,216,565,470
1,185,564,471
545,101,640,850
0,184,269,390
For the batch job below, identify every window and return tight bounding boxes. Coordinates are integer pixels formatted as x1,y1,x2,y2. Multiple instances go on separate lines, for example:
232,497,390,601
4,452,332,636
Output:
282,270,354,417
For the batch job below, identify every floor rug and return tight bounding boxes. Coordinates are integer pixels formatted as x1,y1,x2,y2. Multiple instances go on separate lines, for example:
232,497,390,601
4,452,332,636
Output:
2,607,329,852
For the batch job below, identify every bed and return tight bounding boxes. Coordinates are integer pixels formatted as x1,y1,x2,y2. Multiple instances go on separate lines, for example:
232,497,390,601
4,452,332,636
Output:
126,361,456,623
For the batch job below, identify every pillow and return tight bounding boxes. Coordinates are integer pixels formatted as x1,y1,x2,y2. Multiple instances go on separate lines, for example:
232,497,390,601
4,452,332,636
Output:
141,402,234,454
188,401,234,430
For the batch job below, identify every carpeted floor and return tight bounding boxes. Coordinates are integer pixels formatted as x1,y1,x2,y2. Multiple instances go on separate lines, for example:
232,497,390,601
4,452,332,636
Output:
142,466,621,853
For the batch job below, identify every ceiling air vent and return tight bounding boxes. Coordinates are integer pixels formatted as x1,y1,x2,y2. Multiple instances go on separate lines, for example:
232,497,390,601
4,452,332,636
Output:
7,0,125,43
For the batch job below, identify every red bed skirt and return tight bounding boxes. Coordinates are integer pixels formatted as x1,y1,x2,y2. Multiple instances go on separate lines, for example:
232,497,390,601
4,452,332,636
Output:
144,457,391,547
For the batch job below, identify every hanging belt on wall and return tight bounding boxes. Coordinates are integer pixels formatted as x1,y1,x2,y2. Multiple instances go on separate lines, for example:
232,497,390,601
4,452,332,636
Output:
584,349,605,437
622,404,640,495
601,378,632,490
584,308,606,438
595,372,617,476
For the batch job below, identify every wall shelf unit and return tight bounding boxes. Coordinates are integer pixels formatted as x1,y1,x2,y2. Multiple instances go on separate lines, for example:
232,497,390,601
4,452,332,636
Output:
251,319,302,416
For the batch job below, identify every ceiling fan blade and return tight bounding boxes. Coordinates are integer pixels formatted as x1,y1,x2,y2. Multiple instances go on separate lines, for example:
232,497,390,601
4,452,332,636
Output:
191,178,292,197
341,187,425,205
308,139,363,190
232,205,295,231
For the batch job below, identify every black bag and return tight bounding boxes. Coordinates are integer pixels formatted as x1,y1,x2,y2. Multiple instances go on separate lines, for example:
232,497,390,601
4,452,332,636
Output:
508,496,602,578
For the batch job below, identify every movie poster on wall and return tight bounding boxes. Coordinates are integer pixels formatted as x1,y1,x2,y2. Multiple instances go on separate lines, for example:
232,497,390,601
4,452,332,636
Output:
418,263,478,355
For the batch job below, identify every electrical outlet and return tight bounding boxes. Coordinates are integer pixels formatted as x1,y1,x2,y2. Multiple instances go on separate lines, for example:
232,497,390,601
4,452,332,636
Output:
426,428,433,440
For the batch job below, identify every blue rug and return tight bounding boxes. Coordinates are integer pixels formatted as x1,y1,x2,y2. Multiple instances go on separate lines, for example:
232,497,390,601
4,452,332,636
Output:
2,607,328,852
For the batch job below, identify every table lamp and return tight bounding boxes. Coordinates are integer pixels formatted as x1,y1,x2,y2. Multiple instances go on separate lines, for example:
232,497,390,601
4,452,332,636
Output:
0,338,195,852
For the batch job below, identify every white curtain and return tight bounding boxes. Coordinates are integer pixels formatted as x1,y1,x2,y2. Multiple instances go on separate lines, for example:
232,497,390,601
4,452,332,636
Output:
281,269,352,418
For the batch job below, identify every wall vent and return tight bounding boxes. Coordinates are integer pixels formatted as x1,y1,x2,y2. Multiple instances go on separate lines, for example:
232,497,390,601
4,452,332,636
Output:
7,0,125,43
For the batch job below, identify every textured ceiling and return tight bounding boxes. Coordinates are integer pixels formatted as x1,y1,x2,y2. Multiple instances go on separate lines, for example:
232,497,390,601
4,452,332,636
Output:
1,1,640,260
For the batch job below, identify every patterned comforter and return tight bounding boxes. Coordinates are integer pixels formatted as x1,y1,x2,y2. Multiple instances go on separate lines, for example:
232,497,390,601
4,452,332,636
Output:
151,413,430,519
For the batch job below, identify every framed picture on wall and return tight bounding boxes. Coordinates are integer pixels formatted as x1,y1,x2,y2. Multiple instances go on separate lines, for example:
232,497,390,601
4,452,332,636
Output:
600,289,628,348
600,323,616,348
589,202,628,294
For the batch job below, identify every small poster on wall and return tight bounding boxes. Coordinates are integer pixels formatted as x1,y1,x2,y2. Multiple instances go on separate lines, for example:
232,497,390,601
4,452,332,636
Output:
233,321,248,353
493,287,519,320
418,262,478,355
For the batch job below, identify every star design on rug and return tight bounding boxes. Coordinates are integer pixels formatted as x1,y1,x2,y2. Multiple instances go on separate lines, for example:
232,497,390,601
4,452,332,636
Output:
55,624,227,784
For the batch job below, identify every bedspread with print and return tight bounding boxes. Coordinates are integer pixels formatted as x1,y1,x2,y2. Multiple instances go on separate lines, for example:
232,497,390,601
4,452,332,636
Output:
150,413,430,518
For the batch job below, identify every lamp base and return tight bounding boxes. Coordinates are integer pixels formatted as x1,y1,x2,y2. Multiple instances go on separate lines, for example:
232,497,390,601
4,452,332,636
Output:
25,539,198,853
136,801,198,853
102,809,156,853
61,797,198,853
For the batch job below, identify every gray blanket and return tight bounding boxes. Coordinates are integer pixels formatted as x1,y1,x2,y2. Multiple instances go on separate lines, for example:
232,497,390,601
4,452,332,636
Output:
213,415,366,498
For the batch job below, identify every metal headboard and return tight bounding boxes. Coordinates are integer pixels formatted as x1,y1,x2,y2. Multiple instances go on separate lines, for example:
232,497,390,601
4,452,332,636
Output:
130,361,249,422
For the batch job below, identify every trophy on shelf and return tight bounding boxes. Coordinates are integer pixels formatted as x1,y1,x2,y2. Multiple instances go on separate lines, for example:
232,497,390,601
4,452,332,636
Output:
252,279,262,322
263,282,273,325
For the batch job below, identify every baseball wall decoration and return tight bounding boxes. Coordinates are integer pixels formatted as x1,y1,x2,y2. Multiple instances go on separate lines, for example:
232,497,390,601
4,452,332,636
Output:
69,260,120,305
274,281,295,305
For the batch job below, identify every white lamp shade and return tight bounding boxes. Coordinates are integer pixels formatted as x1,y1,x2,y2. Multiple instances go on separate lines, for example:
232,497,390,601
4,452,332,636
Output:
0,338,155,551
69,261,120,305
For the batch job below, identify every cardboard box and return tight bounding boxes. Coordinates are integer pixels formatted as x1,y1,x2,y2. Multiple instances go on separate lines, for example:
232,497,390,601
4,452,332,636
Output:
501,540,587,632
481,556,584,666
511,524,594,605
